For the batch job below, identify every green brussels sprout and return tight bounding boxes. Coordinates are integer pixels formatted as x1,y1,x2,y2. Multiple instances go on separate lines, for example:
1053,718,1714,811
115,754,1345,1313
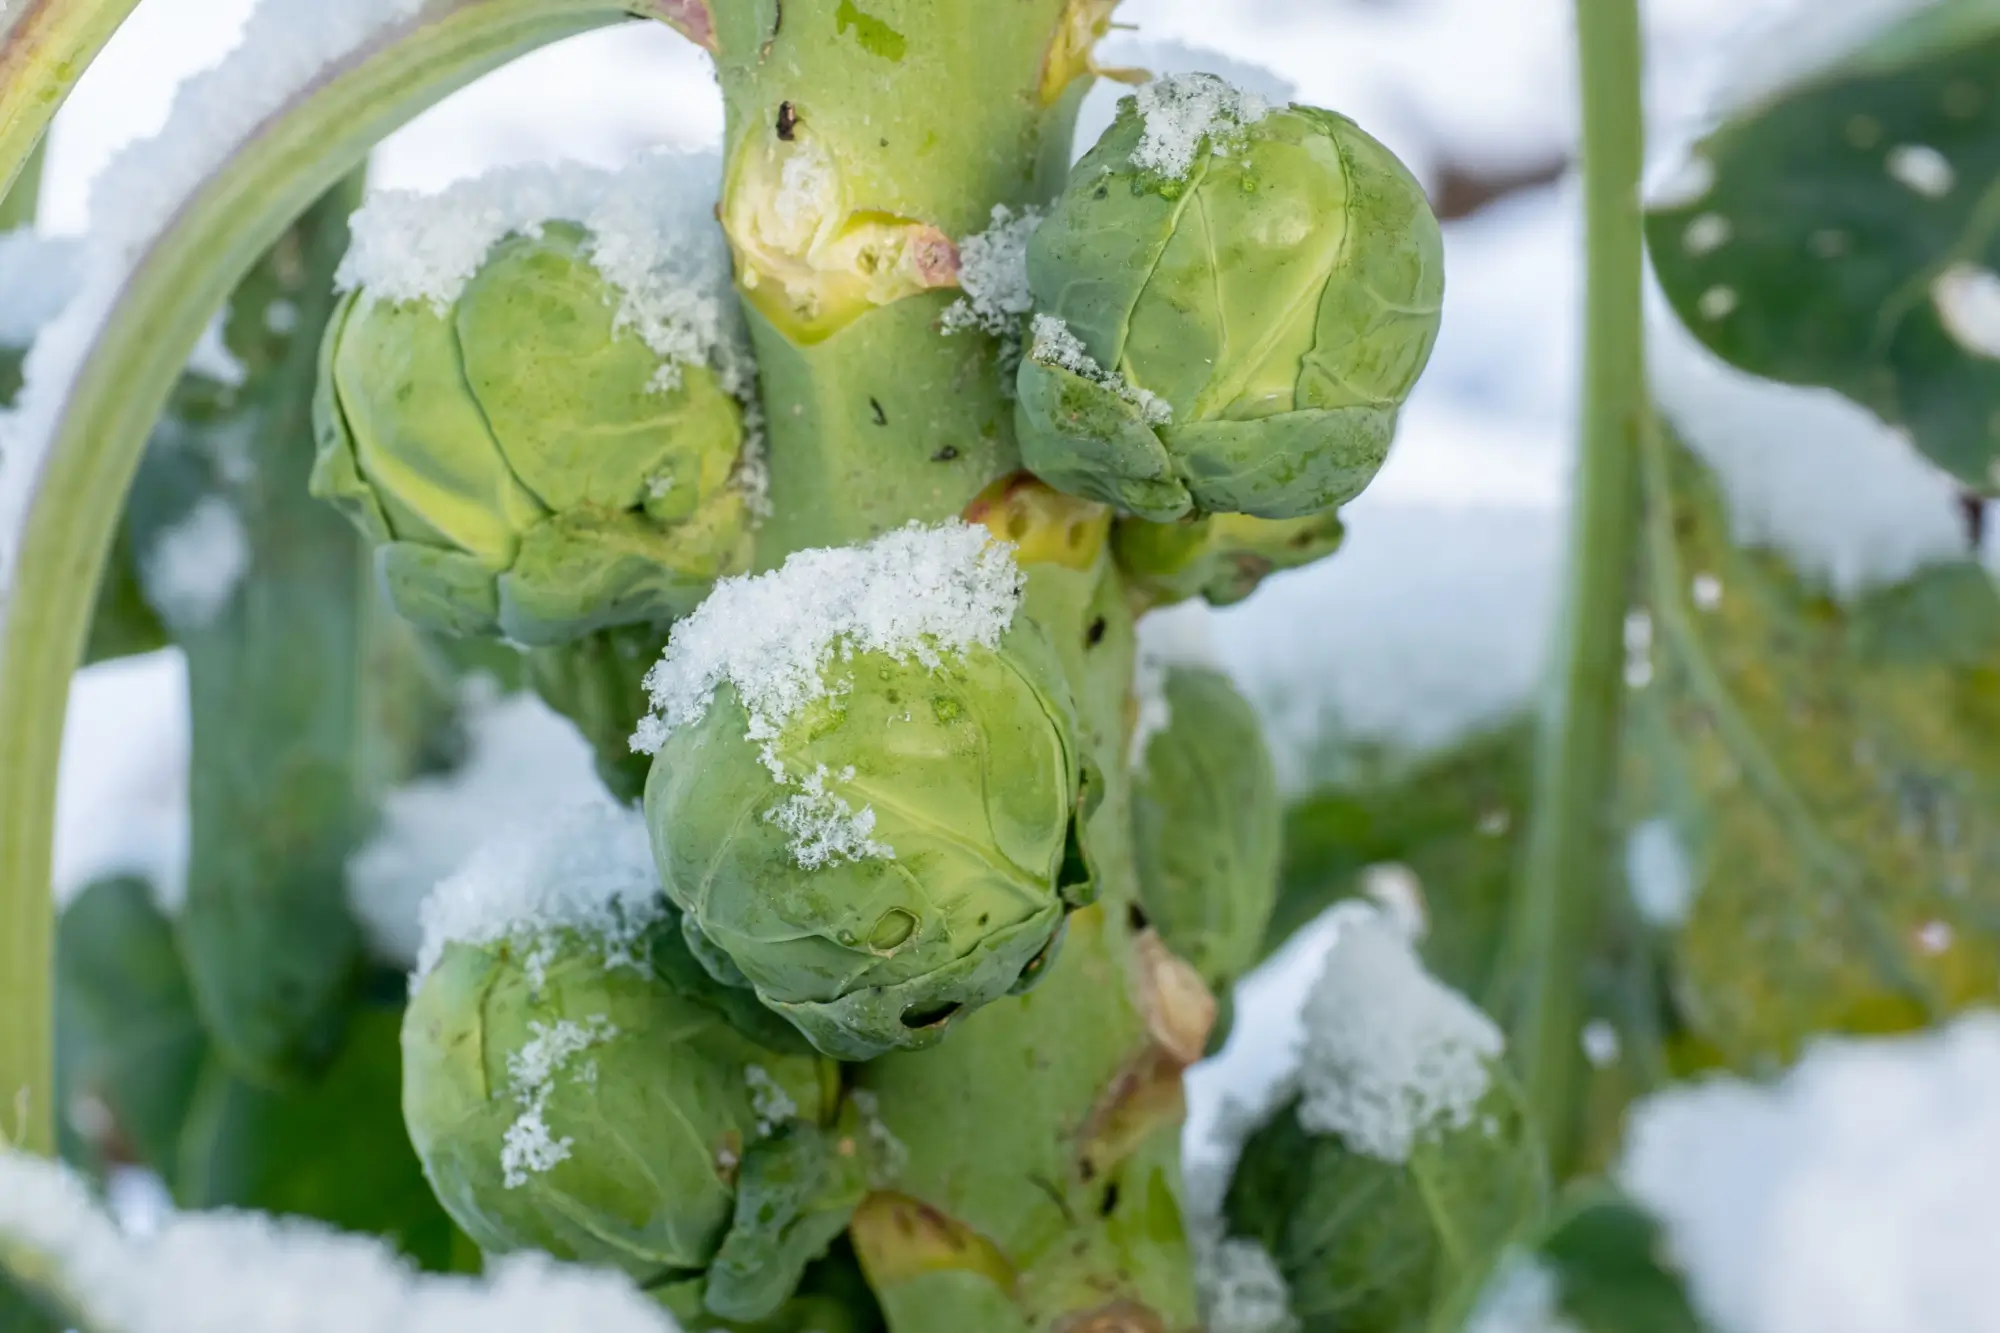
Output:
1115,509,1345,610
1017,75,1443,522
1131,664,1282,992
402,916,835,1285
640,525,1093,1061
313,221,755,645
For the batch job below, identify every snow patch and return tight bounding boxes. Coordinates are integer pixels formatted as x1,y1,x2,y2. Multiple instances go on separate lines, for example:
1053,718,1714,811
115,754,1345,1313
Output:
1886,144,1954,198
0,229,84,348
939,204,1041,340
1129,72,1275,180
1029,314,1172,424
56,650,190,913
1295,905,1504,1162
1622,1013,2000,1333
1627,817,1696,927
186,311,245,387
502,1016,617,1189
139,494,249,630
1931,263,2000,360
1196,1236,1301,1333
1466,1254,1583,1333
744,1064,798,1136
1707,0,1941,117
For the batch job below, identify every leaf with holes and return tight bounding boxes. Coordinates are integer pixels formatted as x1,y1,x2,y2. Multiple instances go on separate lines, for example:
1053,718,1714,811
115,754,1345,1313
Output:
1647,1,2000,488
1629,431,2000,1071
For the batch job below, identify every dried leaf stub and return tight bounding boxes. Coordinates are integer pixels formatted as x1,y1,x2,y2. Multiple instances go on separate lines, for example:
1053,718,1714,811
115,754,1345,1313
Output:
848,1190,1017,1291
1131,927,1217,1066
1052,1299,1170,1333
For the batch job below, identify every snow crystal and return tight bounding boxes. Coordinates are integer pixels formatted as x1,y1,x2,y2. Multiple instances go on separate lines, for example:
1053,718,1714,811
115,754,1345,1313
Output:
1295,905,1504,1162
55,649,190,913
338,151,753,401
347,684,601,967
1129,72,1274,180
939,204,1041,339
1621,1013,2000,1333
744,1064,798,1135
1197,1236,1301,1333
411,798,666,987
630,521,1021,866
0,228,83,348
0,1146,679,1332
1930,264,2000,360
1029,314,1173,424
139,494,249,630
1626,817,1695,927
1466,1254,1582,1333
502,1016,617,1189
1652,306,1967,599
1682,213,1732,256
1886,144,1954,199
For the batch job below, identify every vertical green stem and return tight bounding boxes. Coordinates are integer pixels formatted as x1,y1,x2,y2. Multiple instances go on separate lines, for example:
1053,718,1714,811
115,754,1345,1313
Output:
0,139,44,232
1508,0,1648,1168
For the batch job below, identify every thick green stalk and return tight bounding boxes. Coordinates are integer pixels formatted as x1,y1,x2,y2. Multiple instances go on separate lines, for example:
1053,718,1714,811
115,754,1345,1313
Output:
0,140,45,233
0,0,146,209
1506,0,1648,1168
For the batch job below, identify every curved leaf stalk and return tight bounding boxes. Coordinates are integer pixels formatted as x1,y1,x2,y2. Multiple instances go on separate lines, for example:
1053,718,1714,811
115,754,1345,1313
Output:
0,0,661,1158
0,0,146,208
1504,0,1649,1172
709,3,1200,1328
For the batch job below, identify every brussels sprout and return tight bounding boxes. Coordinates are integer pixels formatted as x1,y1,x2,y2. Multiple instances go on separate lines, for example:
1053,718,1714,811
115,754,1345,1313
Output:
1016,76,1443,522
1131,665,1282,992
645,623,1088,1061
402,917,834,1284
313,221,755,645
1115,509,1344,609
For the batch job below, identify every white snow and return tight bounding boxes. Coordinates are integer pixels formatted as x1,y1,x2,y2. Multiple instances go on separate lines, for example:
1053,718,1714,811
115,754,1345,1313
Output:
1622,1013,2000,1333
763,763,893,869
55,649,190,913
411,796,665,989
1129,600,1220,769
1195,1235,1301,1333
1627,817,1696,927
1703,0,1940,118
185,311,245,388
338,151,752,400
347,684,602,967
1582,1019,1623,1067
1466,1254,1583,1333
1651,308,1969,599
1129,72,1275,180
744,1064,798,1135
1931,264,2000,361
0,229,84,348
138,495,249,631
0,1146,680,1333
939,203,1041,339
501,1015,617,1189
1886,144,1956,199
1294,905,1505,1162
1028,314,1173,425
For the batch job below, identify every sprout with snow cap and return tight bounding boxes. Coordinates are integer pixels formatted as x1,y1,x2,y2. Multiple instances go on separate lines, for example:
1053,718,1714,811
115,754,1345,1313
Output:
634,521,1093,1061
1015,74,1444,522
401,801,837,1296
311,156,760,645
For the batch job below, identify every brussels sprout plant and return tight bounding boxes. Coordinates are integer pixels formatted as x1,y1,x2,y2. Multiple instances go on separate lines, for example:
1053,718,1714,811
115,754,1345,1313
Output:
2,0,1991,1330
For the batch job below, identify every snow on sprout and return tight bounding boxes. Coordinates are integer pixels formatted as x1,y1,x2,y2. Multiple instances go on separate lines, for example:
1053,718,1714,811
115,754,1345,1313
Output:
1130,72,1275,180
0,0,427,605
0,229,83,348
412,798,666,987
1030,314,1173,424
745,1064,799,1135
1197,1237,1301,1333
940,204,1042,339
138,494,250,631
502,1016,618,1189
1621,1013,2000,1333
338,151,753,402
1295,904,1504,1161
630,521,1023,867
0,1148,679,1332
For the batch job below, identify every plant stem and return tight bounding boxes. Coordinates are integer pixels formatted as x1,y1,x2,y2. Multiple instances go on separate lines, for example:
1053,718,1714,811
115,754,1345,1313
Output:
1507,0,1649,1170
0,139,44,233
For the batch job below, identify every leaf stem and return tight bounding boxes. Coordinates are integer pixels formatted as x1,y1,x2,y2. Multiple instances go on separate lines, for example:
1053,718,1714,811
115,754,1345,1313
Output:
1508,0,1649,1168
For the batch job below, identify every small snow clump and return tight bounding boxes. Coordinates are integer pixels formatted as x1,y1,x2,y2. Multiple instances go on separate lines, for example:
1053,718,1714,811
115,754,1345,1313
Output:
1130,72,1274,180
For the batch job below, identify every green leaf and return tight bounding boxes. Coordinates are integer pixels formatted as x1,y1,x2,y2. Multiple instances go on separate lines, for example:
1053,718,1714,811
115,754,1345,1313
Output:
1223,1076,1546,1333
703,1121,868,1322
1646,0,2000,487
1451,1190,1708,1333
1631,431,2000,1071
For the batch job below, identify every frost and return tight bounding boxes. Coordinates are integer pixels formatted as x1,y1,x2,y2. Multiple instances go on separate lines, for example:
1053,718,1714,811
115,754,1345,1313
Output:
338,151,754,403
0,1147,679,1332
412,798,666,988
1930,264,2000,360
1626,817,1695,927
744,1064,798,1135
1196,1237,1301,1333
139,495,249,630
502,1016,617,1189
1129,72,1275,180
0,0,429,618
1886,144,1954,199
631,522,1022,865
1030,314,1172,424
1652,308,1967,599
1295,905,1504,1162
940,204,1041,340
1621,1014,2000,1333
848,1088,909,1184
1466,1254,1582,1333
0,228,83,348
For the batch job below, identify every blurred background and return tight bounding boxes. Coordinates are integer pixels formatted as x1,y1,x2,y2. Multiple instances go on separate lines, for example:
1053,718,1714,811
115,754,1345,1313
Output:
38,0,1905,1191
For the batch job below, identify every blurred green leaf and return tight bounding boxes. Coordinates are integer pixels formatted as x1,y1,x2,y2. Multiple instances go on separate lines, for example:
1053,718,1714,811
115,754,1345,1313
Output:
1630,432,2000,1071
1451,1191,1708,1333
1647,0,2000,486
1224,1076,1546,1333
